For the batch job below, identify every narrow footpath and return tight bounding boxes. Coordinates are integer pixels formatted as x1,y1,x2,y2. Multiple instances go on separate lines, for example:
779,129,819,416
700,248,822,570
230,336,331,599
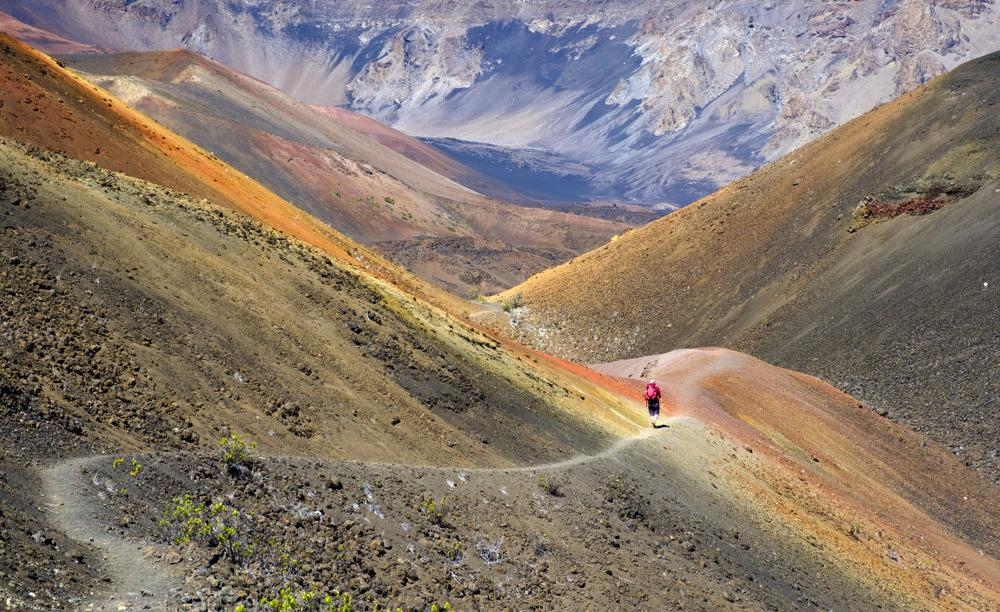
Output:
43,456,183,611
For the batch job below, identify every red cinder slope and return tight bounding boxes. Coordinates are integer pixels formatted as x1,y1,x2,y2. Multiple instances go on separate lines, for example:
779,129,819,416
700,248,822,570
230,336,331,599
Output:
594,347,999,605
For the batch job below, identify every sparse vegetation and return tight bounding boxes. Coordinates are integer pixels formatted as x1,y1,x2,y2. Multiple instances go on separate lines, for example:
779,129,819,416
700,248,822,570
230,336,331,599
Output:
421,496,452,527
849,174,983,231
108,455,145,496
158,494,262,566
254,586,452,611
257,587,353,612
440,540,464,566
476,536,505,566
536,473,562,497
219,433,257,477
501,293,523,312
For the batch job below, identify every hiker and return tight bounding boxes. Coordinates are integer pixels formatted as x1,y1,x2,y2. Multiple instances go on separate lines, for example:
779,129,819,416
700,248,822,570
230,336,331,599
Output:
645,379,662,427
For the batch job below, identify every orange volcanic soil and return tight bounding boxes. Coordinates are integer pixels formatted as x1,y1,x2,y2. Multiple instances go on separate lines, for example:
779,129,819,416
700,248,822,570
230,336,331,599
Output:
0,32,464,311
594,348,999,605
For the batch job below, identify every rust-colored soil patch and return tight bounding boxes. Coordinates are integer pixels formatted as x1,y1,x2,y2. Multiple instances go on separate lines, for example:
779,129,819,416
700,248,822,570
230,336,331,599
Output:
594,348,1000,607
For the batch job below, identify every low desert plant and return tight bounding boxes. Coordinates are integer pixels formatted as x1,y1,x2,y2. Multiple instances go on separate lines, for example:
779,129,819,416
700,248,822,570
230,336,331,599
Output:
476,536,505,567
254,588,450,612
257,587,353,612
219,433,257,477
421,497,452,527
537,473,562,497
158,494,259,565
440,540,464,566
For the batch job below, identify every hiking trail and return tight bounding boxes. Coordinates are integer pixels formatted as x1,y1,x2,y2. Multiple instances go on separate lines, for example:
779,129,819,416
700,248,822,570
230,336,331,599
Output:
340,417,674,474
40,419,671,608
42,456,182,611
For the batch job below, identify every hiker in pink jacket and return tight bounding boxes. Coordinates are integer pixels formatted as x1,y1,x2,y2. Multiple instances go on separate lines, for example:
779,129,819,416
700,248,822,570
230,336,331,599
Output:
644,379,662,427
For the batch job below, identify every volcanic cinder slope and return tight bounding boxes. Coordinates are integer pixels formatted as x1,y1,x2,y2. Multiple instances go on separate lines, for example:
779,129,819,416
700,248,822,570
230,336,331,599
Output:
55,49,633,297
0,33,460,311
496,51,1000,483
0,31,998,612
2,1,999,205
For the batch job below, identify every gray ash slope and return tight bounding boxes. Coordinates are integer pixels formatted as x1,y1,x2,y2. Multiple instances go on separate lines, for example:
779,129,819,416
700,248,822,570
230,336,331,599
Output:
3,0,999,206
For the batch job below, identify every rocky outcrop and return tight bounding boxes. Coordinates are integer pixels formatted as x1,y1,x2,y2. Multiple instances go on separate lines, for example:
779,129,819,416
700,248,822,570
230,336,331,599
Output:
5,0,999,205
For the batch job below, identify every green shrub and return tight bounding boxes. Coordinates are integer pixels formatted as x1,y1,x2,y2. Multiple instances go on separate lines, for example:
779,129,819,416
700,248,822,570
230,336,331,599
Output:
259,587,352,611
421,497,451,526
158,494,257,565
218,433,257,476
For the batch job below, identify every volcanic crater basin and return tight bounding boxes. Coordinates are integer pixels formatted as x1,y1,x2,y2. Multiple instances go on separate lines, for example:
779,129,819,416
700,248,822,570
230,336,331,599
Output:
4,0,1000,204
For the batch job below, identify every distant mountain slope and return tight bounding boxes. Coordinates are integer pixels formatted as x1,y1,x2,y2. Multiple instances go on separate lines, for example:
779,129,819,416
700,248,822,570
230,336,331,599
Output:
2,1,998,205
496,51,1000,481
0,9,99,53
55,49,630,296
0,32,485,309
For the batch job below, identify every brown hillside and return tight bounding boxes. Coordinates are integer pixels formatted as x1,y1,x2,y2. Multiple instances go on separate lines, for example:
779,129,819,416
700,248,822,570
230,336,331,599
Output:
0,136,638,466
498,51,1000,481
57,48,630,296
0,32,463,312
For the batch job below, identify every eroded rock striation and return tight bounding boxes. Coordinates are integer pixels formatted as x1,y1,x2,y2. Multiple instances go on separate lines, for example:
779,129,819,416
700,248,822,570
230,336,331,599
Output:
3,1,999,205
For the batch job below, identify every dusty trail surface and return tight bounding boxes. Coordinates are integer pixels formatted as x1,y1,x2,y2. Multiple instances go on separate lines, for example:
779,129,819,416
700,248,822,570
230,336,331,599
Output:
37,426,661,610
43,457,183,611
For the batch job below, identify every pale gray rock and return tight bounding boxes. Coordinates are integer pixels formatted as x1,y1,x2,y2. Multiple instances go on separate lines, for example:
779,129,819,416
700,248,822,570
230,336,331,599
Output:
2,0,998,206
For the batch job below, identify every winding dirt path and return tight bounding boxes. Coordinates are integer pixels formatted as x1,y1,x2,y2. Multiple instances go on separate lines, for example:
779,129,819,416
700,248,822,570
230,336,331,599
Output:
39,421,672,608
42,456,182,611
475,421,667,474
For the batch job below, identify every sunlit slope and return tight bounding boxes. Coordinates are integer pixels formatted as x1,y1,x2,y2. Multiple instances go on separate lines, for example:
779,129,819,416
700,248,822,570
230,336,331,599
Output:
57,48,629,295
499,51,1000,478
0,32,460,310
594,348,1000,608
1,136,642,466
